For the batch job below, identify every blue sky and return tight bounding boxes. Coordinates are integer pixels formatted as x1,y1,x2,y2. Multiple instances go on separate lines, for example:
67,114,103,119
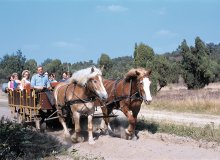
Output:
0,0,219,65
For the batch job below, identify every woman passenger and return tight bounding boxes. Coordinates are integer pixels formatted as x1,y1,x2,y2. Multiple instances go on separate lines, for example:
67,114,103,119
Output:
7,75,15,91
20,70,30,90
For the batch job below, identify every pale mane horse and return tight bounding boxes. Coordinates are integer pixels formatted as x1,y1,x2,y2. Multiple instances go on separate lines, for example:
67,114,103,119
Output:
54,66,108,144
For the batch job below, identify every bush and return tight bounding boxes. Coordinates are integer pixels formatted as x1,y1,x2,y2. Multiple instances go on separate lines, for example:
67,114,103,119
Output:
0,117,63,159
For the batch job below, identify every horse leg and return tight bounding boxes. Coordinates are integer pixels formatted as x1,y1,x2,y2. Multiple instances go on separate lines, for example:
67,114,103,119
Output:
121,107,136,139
100,106,114,135
71,111,84,143
88,114,95,144
100,107,109,132
58,116,70,137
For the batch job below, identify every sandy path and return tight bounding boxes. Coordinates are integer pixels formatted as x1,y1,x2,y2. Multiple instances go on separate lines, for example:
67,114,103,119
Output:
1,97,220,160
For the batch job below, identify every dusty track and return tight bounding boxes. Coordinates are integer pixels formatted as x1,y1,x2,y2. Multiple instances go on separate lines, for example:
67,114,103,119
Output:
1,97,220,160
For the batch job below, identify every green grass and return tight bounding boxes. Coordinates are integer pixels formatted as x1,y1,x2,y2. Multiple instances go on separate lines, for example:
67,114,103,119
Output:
136,117,220,143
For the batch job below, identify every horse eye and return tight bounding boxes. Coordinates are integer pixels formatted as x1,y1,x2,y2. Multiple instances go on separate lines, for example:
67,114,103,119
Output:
93,80,97,83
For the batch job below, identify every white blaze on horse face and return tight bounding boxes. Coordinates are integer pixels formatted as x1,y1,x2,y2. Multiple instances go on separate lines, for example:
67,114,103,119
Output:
95,75,108,100
142,77,152,102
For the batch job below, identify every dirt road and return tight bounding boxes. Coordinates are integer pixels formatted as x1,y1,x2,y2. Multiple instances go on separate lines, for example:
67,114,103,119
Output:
1,98,220,160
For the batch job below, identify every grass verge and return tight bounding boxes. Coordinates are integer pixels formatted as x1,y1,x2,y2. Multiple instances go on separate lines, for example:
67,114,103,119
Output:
146,89,220,115
136,117,220,143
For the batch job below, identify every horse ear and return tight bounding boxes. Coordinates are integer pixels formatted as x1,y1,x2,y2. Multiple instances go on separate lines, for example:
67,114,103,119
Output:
91,67,95,73
100,65,104,72
135,70,140,76
147,69,152,76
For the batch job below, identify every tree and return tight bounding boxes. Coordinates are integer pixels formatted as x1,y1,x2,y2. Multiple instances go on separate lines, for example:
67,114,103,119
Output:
153,56,180,91
24,59,37,76
97,53,113,71
42,59,63,80
0,50,26,81
133,43,154,68
180,37,217,89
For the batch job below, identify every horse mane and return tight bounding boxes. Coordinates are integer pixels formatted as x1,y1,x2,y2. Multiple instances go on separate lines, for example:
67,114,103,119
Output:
124,68,151,81
68,66,102,86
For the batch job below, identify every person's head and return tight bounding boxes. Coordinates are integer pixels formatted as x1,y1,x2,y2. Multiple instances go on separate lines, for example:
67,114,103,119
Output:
62,72,68,79
8,75,14,81
49,73,56,80
12,73,19,80
22,70,30,79
37,66,44,75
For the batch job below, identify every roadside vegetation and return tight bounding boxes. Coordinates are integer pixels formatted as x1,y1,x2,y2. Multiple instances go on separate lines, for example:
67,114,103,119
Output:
144,85,220,115
136,117,220,143
0,117,64,159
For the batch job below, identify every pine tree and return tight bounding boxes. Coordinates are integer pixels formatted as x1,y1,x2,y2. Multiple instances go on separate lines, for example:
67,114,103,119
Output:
180,37,217,89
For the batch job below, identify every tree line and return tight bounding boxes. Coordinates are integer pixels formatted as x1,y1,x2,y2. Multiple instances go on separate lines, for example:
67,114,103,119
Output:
0,36,220,94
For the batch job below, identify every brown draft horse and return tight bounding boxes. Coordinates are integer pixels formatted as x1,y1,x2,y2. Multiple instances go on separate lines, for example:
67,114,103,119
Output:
97,68,152,139
54,66,108,144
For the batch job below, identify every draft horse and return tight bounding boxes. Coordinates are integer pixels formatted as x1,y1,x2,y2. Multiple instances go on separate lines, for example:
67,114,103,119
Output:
54,66,108,144
98,68,152,139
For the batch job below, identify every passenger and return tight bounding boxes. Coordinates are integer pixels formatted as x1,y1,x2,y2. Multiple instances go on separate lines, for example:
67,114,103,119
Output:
59,71,68,82
7,75,15,91
49,73,57,82
31,66,51,90
12,73,21,89
31,66,55,106
20,70,31,90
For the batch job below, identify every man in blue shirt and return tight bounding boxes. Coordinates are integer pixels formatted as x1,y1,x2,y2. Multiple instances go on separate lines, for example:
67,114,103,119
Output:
31,66,51,90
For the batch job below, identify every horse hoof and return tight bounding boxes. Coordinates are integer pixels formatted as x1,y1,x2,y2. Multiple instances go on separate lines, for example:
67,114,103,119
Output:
71,134,85,143
88,138,95,145
64,132,71,138
108,130,116,137
77,136,84,143
71,134,78,143
125,129,132,136
131,135,138,141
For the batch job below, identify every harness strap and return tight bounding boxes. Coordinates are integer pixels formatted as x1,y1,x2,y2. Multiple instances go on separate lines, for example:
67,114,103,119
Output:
106,78,142,107
66,96,96,105
113,79,121,107
64,83,71,103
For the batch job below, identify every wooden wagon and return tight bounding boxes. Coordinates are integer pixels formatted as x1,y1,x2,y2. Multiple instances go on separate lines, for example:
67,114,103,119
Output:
7,82,59,130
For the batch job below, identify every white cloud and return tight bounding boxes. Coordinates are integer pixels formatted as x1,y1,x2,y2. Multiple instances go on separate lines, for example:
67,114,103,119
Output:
53,41,81,48
155,29,177,37
96,5,128,12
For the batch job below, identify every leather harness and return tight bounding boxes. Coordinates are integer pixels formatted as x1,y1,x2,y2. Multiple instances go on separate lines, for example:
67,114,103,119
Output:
106,78,142,107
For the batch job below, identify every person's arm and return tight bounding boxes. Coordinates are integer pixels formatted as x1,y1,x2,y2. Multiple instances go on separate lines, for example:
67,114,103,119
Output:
31,75,36,87
8,81,13,91
45,76,51,89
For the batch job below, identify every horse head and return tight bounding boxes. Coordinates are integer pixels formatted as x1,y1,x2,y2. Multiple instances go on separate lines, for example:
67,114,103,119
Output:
125,68,152,104
69,66,108,102
86,67,108,101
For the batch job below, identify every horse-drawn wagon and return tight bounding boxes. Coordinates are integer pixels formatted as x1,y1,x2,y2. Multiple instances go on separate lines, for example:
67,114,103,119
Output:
7,82,59,130
4,66,153,144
